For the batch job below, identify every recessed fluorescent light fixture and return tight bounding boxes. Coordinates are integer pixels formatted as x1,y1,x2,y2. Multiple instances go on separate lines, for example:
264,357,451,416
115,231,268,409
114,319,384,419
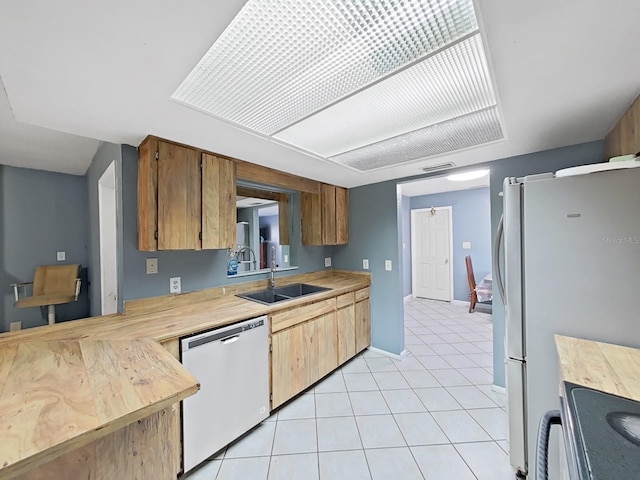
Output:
173,0,503,171
447,169,489,182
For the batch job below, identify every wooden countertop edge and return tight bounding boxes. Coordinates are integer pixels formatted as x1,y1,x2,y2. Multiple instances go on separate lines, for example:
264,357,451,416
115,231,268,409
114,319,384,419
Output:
2,385,198,480
555,334,640,402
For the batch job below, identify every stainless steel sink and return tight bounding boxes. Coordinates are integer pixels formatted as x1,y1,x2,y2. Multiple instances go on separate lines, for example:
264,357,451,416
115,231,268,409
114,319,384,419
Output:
237,283,330,305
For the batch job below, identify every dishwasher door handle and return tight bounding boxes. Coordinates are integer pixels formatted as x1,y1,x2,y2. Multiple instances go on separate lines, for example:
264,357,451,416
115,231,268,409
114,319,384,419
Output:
221,335,240,344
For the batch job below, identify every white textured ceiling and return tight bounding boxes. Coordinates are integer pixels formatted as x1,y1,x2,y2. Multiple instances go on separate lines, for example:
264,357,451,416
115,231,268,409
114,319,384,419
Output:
0,77,100,175
0,0,638,184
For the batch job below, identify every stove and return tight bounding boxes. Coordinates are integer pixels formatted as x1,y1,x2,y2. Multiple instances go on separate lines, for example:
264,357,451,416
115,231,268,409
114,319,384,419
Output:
562,382,640,479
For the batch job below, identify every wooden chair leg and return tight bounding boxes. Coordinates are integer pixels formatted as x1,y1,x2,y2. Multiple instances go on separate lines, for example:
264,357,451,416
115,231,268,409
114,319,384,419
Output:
469,292,477,313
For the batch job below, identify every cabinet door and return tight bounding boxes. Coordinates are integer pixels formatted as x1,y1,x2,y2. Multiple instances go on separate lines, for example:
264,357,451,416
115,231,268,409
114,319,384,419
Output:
355,296,371,353
157,141,201,250
337,305,356,364
138,137,158,251
202,153,236,250
271,320,318,408
335,186,349,245
301,192,322,245
321,184,337,245
316,312,338,379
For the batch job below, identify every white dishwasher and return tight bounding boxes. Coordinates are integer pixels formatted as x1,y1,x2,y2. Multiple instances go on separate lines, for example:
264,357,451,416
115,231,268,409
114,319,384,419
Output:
181,315,270,472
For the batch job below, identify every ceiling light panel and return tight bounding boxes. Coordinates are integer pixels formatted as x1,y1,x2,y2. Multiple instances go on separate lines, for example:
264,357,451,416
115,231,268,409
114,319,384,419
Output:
274,34,495,157
172,0,479,134
331,106,503,171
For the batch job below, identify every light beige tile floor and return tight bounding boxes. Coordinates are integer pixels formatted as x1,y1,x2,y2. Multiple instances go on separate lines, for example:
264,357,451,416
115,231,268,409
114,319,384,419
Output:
185,298,514,479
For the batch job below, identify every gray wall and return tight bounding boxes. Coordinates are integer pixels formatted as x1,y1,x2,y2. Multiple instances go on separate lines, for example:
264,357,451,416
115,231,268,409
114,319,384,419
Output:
1,165,90,331
86,142,124,316
408,187,491,301
333,181,405,355
121,145,331,302
401,195,411,297
489,141,604,387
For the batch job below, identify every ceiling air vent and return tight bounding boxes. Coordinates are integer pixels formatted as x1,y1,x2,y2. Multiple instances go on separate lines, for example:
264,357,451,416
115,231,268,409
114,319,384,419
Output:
421,163,456,173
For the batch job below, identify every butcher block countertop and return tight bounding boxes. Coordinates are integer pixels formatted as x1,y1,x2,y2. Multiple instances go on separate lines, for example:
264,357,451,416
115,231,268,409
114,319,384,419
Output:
555,335,640,402
0,270,369,477
0,338,199,479
0,270,370,345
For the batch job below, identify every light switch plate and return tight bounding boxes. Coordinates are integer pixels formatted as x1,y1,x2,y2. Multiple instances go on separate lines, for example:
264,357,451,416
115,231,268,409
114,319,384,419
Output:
170,277,181,294
146,258,158,274
462,241,472,249
9,322,21,332
57,251,66,261
362,259,369,270
385,260,392,271
325,257,331,267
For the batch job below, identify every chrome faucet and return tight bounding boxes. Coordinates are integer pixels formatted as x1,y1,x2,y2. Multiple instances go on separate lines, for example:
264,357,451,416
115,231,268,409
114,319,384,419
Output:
236,246,257,270
269,245,277,289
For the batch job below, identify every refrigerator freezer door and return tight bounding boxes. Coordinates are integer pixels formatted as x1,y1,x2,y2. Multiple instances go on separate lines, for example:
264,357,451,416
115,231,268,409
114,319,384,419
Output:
507,358,527,476
503,178,524,361
522,167,640,480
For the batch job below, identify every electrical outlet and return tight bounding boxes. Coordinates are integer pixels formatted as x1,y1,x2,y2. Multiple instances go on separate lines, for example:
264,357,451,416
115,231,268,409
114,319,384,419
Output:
325,257,331,267
284,254,289,263
170,277,181,294
362,259,369,270
57,251,66,261
146,258,158,274
462,241,472,249
385,260,392,271
9,322,21,331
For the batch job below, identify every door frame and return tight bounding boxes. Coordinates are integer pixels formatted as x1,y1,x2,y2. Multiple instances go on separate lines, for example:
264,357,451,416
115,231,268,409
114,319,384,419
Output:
98,161,119,315
410,206,454,301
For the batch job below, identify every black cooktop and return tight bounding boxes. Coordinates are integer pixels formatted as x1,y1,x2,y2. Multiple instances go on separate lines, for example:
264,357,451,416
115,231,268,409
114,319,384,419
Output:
564,382,640,479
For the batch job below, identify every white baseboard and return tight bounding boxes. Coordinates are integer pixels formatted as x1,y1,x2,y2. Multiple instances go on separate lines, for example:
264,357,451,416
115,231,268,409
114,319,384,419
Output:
451,299,469,307
403,294,412,303
492,384,506,394
367,346,408,361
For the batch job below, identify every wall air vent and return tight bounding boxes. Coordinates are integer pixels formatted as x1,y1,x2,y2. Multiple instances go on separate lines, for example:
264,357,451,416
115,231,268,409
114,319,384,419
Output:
421,163,456,173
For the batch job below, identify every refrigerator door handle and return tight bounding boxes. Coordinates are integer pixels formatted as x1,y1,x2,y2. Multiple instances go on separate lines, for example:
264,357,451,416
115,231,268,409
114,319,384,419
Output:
494,214,506,304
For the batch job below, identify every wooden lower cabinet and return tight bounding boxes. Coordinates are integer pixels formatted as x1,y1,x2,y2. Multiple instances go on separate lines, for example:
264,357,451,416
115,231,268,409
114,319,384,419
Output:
159,338,183,477
316,312,338,379
271,311,338,409
271,289,370,409
355,288,371,353
271,319,318,409
337,303,356,364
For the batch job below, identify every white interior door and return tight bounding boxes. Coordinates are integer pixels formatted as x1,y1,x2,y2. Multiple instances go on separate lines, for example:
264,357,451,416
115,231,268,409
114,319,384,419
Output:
411,207,452,301
98,161,118,315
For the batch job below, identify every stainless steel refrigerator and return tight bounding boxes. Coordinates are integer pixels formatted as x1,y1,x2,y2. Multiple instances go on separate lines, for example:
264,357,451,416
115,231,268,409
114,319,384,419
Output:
495,165,640,479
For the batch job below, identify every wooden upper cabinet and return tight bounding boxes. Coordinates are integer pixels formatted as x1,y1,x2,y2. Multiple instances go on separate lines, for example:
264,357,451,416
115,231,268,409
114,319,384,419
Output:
335,186,349,244
202,153,236,250
301,192,322,246
157,141,202,250
321,184,337,245
302,184,349,246
138,138,236,251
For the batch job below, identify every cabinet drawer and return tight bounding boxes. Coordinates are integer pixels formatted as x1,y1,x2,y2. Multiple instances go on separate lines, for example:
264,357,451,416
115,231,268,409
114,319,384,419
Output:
336,292,355,309
271,298,336,333
355,287,370,302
